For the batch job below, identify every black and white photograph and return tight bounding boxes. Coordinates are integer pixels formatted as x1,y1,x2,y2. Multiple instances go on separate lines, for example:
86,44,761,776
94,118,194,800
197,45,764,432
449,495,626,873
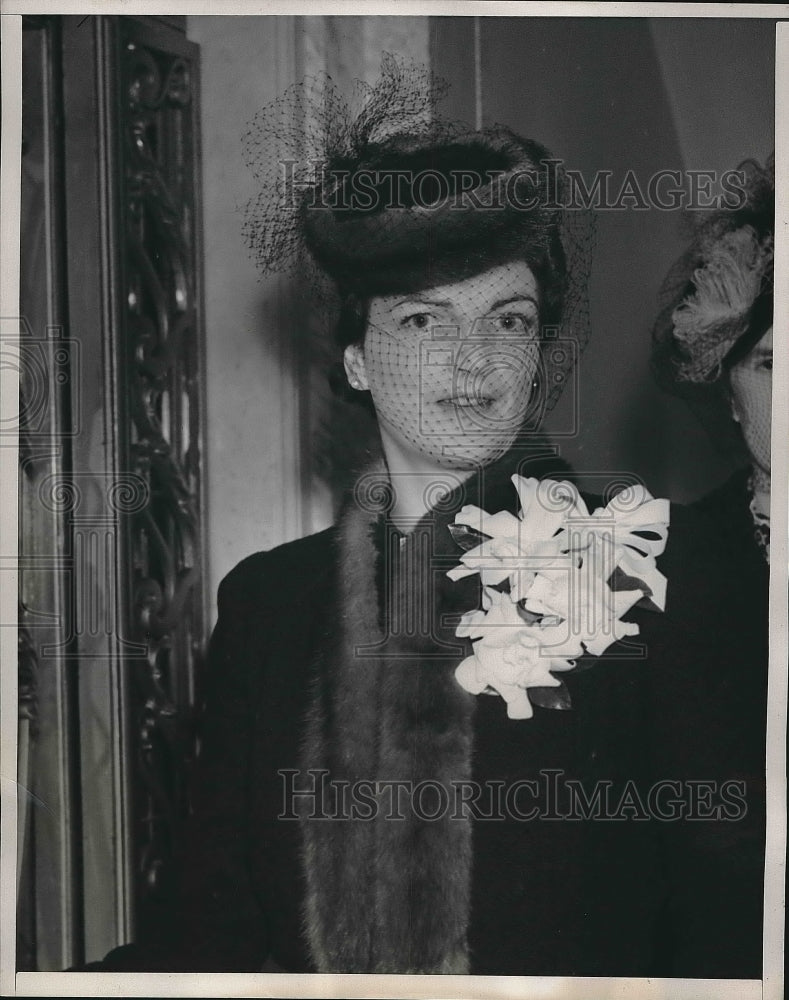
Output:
1,4,786,998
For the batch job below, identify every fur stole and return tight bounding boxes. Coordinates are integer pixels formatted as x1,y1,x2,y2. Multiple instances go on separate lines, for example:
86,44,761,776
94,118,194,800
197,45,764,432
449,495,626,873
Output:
299,446,568,973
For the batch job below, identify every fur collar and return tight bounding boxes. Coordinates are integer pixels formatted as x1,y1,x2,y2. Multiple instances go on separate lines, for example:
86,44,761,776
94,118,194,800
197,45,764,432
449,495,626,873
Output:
300,445,568,973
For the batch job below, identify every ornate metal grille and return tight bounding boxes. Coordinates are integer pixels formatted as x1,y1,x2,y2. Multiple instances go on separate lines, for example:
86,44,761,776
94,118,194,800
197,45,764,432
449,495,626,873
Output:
119,19,207,925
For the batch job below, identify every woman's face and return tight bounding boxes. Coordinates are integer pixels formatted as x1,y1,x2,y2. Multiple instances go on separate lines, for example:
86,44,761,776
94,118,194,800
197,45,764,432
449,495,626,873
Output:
345,261,542,471
729,325,773,480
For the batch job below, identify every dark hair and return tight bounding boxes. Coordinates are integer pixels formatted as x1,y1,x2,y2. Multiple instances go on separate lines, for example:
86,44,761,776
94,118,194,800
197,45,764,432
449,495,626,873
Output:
329,294,374,410
334,292,370,350
721,287,773,374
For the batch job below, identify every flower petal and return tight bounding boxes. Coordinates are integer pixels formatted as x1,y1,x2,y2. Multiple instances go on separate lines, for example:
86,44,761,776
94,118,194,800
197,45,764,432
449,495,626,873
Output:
455,655,487,695
502,687,535,720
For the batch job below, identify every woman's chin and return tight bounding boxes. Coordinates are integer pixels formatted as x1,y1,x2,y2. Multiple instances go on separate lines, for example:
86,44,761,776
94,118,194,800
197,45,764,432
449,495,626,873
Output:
424,439,516,472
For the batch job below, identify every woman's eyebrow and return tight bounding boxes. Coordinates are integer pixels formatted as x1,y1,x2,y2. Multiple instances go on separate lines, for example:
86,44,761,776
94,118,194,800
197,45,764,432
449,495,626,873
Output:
391,293,539,311
487,294,539,311
392,295,455,309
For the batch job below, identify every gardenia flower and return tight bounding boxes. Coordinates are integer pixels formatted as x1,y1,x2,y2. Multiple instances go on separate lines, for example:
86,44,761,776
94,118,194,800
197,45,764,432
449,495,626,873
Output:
448,476,671,721
455,587,578,719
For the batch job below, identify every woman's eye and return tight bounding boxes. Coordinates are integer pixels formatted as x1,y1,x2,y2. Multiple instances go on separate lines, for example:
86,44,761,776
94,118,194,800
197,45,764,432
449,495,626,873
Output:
489,314,534,333
760,358,773,372
400,312,432,330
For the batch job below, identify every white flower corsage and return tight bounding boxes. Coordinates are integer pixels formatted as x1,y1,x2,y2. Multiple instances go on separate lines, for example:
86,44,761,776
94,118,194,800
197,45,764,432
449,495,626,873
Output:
447,476,670,719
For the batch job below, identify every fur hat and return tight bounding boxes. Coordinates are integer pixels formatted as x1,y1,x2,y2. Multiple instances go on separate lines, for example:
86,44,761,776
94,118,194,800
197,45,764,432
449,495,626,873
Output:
299,125,568,317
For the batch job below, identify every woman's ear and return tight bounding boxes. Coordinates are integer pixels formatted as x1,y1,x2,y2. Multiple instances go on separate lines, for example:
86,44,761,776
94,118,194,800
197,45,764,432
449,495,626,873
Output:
343,343,369,391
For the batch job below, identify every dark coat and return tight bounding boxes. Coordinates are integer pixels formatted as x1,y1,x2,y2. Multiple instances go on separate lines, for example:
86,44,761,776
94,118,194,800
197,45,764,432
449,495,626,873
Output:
692,466,770,574
117,455,768,978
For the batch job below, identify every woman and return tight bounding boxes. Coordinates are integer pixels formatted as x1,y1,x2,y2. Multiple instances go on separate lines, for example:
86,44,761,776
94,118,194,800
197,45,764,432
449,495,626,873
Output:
110,68,766,979
653,156,773,568
649,169,772,929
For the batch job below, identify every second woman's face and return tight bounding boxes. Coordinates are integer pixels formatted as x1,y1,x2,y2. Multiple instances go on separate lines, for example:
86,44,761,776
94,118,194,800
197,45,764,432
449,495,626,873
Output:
347,260,542,471
730,325,773,480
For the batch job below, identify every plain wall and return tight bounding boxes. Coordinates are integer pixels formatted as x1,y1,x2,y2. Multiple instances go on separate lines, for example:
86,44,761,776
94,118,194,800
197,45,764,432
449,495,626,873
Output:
650,18,775,174
188,16,304,619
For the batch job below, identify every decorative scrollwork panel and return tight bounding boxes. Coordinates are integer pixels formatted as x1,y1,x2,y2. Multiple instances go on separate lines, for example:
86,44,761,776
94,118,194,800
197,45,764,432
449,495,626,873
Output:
119,19,207,926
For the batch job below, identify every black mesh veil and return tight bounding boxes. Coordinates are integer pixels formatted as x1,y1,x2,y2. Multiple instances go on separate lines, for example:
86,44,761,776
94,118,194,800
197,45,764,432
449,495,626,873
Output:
243,55,448,282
